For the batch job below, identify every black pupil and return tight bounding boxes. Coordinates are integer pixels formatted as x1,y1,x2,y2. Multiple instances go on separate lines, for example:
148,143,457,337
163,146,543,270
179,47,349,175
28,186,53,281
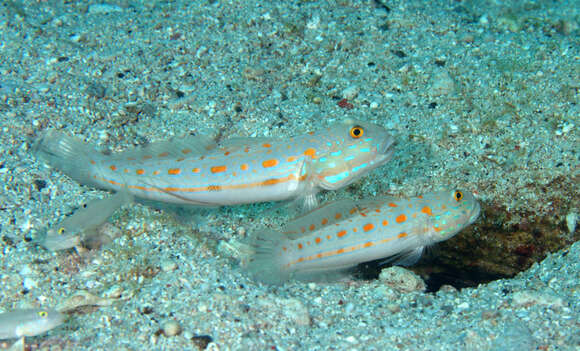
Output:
456,192,462,199
353,128,361,136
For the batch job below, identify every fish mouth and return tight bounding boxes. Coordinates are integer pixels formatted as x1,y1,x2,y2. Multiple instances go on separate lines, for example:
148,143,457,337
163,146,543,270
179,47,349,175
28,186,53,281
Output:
378,135,395,155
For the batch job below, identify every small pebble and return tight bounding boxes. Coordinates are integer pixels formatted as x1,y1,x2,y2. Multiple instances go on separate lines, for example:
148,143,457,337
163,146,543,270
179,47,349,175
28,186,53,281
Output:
379,266,426,293
342,85,359,100
162,320,182,337
161,261,178,273
565,211,577,234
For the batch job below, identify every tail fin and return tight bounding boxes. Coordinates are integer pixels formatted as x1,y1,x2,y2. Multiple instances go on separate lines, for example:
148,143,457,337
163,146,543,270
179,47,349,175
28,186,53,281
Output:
245,229,292,285
33,130,104,188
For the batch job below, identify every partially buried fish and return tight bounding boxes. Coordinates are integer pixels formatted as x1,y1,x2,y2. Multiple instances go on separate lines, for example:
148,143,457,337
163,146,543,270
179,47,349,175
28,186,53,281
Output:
33,119,394,209
245,189,481,284
0,308,64,340
39,191,132,251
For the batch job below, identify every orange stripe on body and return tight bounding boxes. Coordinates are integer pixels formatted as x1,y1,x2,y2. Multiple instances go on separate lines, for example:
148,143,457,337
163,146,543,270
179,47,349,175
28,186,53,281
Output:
96,173,308,194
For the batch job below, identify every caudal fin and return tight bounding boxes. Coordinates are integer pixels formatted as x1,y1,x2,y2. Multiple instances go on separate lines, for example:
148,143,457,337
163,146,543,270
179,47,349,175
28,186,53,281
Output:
33,130,104,188
245,229,293,285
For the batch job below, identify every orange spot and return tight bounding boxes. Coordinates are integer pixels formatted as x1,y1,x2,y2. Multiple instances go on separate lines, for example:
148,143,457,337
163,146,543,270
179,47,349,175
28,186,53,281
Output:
382,220,389,226
153,170,160,175
337,248,345,254
124,169,129,173
398,232,408,238
224,151,230,156
441,205,447,209
109,165,117,171
298,243,303,249
287,156,298,162
282,247,287,252
303,148,316,157
241,164,249,171
90,160,96,165
211,165,227,173
207,185,221,191
262,178,283,186
363,223,375,232
337,230,347,238
396,214,407,223
361,213,367,217
326,235,332,239
349,207,357,214
301,227,306,233
182,148,192,154
418,195,423,199
388,202,398,207
421,206,433,215
433,226,441,232
335,213,342,220
408,204,413,208
262,143,272,148
298,257,304,262
363,242,374,248
136,169,145,175
321,218,328,225
262,159,279,168
317,253,323,258
158,152,169,157
192,168,200,173
142,155,152,160
308,131,315,135
375,209,381,213
244,146,250,152
309,224,316,231
168,168,181,175
353,227,358,233
315,237,321,244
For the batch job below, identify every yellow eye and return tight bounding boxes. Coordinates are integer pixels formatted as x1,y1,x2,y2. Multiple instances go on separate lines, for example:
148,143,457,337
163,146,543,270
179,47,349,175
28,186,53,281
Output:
453,190,463,201
349,126,364,138
58,227,66,235
38,311,48,318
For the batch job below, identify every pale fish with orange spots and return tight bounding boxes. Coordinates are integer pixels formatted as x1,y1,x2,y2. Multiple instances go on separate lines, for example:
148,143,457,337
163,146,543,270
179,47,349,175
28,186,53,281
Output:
245,189,481,284
33,119,394,208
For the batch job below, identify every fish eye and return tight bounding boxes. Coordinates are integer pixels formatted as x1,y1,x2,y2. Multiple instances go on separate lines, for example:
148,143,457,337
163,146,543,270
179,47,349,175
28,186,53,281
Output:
349,126,364,138
38,311,48,318
58,227,66,235
453,190,463,201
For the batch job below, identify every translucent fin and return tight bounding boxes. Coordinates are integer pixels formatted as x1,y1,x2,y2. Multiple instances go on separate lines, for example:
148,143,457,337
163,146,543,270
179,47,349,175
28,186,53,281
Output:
381,246,425,267
33,130,104,188
108,135,216,161
282,199,360,240
245,229,292,285
290,264,355,283
218,136,276,149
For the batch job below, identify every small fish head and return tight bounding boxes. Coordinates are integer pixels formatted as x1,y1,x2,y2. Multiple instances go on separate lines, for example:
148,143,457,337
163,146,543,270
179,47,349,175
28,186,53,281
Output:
425,189,480,242
314,119,395,190
17,309,64,337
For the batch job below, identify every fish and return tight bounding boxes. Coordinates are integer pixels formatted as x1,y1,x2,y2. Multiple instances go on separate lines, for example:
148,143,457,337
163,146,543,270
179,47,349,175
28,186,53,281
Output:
0,309,64,339
39,191,132,251
33,119,394,209
245,189,481,284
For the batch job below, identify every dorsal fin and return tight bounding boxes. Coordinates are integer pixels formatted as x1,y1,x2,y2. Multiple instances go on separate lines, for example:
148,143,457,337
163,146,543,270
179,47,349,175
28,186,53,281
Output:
281,199,361,240
109,135,217,161
217,136,278,152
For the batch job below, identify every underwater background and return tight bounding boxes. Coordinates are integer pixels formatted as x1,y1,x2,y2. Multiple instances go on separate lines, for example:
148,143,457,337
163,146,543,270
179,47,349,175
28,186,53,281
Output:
0,0,578,349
